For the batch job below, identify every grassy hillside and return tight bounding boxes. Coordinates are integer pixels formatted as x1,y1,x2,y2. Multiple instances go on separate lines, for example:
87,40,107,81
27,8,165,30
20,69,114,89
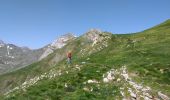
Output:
0,20,170,99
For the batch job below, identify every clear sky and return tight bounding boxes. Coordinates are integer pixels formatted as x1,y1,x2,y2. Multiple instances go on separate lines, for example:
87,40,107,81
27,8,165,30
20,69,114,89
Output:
0,0,170,49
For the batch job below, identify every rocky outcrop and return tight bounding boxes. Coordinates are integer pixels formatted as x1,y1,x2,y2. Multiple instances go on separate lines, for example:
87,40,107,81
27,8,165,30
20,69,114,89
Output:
102,66,169,100
79,30,111,57
84,29,111,47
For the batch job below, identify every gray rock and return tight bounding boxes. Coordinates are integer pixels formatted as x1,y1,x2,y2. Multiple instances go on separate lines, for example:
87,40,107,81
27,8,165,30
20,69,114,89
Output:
158,91,170,100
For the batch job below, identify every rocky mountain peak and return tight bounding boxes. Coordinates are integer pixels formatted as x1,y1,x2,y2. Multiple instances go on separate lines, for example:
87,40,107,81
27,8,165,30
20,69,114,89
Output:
39,33,76,60
83,29,111,47
88,29,102,34
84,29,102,40
51,33,75,48
62,33,75,38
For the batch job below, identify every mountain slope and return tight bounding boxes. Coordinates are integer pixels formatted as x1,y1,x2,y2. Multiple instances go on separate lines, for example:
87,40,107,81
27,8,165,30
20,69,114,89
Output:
1,20,170,100
0,30,112,95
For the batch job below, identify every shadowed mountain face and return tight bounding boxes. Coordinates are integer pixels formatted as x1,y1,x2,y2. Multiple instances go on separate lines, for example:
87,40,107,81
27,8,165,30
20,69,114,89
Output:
0,34,75,75
0,42,44,74
0,20,170,99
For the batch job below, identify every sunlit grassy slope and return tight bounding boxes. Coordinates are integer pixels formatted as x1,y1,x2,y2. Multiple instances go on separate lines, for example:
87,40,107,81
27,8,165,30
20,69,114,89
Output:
0,19,170,99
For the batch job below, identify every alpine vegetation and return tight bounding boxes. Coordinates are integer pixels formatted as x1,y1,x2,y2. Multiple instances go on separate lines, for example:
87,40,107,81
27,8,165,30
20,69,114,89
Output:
0,20,170,100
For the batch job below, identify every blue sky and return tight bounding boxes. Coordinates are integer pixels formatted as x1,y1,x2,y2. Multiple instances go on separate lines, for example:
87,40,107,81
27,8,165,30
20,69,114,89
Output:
0,0,170,49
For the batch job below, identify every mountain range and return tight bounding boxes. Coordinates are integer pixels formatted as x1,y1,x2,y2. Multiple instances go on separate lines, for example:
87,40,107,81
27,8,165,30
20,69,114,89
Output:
0,34,75,75
0,20,170,100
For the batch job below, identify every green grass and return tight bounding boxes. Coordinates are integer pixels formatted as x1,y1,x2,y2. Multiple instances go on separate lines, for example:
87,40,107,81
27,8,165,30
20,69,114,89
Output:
1,19,170,99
